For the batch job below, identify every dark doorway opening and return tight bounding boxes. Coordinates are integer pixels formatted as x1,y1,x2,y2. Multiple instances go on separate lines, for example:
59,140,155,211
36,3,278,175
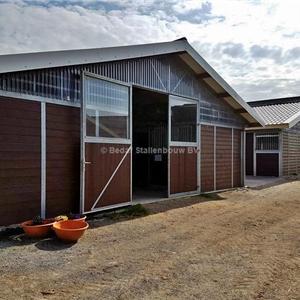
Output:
132,87,169,201
246,132,254,176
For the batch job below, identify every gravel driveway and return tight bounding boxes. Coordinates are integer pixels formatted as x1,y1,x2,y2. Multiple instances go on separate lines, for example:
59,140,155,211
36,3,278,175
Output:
0,180,299,300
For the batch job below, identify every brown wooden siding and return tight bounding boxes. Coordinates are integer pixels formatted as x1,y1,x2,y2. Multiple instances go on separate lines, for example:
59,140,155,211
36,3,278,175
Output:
46,104,80,217
170,146,197,194
282,122,300,176
0,97,41,225
84,143,131,211
200,125,215,192
245,132,254,176
216,127,232,190
233,129,242,187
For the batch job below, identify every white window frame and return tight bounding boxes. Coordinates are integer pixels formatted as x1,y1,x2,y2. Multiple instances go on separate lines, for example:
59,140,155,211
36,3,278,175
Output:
169,94,199,147
83,71,132,145
255,134,280,152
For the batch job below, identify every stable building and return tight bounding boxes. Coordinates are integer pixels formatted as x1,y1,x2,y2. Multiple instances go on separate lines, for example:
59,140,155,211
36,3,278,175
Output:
0,38,264,226
246,96,300,177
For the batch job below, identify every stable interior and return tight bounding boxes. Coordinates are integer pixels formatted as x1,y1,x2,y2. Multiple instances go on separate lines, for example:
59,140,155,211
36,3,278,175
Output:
132,87,169,201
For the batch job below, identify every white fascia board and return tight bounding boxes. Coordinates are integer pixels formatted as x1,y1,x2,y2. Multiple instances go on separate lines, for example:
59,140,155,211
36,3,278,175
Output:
182,42,266,126
0,40,187,74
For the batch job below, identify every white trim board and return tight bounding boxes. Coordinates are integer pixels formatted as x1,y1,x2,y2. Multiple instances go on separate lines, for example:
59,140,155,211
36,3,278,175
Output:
40,103,46,218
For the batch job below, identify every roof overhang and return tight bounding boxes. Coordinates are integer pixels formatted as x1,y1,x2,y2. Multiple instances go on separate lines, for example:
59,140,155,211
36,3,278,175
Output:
285,110,300,128
245,124,288,131
247,98,300,130
245,113,300,130
0,38,265,126
178,43,265,127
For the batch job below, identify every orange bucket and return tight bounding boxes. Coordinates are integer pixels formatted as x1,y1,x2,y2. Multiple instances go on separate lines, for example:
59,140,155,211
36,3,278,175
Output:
21,220,55,238
53,220,89,242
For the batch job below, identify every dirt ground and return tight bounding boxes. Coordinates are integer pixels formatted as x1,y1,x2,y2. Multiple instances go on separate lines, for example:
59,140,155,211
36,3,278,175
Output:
0,180,299,300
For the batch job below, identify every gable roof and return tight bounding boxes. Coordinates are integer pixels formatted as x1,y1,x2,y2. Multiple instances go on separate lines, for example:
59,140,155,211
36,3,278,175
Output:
0,37,265,126
248,96,300,128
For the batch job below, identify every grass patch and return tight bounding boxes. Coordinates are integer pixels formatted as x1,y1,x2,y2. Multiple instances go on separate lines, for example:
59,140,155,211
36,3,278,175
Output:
106,204,149,220
0,226,23,240
199,193,224,200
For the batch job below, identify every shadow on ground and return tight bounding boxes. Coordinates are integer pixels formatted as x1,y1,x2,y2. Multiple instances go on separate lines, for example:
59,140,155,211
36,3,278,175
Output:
247,177,295,191
35,237,75,251
0,231,76,251
88,193,227,230
0,192,227,250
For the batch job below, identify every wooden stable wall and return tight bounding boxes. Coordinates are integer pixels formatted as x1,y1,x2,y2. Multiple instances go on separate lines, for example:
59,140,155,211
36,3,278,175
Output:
216,127,232,190
282,122,300,176
0,97,41,225
200,125,243,193
0,96,245,225
46,104,80,217
233,129,242,187
200,125,215,192
0,97,81,226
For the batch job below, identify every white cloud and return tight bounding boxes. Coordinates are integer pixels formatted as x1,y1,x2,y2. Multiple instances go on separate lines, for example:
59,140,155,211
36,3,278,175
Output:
0,0,299,100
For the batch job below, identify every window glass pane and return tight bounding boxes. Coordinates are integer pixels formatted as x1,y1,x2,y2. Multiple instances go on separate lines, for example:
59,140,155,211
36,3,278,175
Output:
256,135,279,150
85,76,129,139
171,98,197,142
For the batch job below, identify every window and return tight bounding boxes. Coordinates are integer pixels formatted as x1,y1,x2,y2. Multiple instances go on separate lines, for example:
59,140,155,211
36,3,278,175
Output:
256,135,279,151
170,97,197,143
85,76,129,139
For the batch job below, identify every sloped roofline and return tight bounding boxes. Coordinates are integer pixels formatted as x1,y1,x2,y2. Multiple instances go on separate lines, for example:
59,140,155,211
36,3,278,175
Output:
0,38,265,126
248,96,300,107
248,96,300,128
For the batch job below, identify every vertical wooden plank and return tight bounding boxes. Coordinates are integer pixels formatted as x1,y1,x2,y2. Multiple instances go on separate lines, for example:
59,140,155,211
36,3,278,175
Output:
46,104,80,217
200,125,215,192
0,97,41,225
216,127,232,190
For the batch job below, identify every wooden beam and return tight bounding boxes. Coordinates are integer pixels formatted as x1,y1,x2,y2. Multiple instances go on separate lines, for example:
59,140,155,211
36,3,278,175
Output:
217,92,230,98
197,72,210,79
235,108,248,113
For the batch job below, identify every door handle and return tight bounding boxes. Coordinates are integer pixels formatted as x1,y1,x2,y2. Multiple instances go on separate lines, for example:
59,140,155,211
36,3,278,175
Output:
85,161,92,164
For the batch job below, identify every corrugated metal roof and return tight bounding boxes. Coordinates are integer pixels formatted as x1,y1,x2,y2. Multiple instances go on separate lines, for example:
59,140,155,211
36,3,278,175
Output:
0,38,265,126
248,97,300,127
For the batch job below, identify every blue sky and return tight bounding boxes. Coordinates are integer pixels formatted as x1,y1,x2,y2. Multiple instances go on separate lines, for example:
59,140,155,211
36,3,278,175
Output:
0,0,299,101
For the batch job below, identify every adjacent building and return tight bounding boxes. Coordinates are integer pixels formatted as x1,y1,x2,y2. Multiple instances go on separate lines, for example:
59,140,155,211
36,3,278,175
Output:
246,96,300,177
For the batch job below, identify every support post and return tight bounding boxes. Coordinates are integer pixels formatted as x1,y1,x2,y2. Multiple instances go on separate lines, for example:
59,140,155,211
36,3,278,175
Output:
214,126,217,191
41,102,46,218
